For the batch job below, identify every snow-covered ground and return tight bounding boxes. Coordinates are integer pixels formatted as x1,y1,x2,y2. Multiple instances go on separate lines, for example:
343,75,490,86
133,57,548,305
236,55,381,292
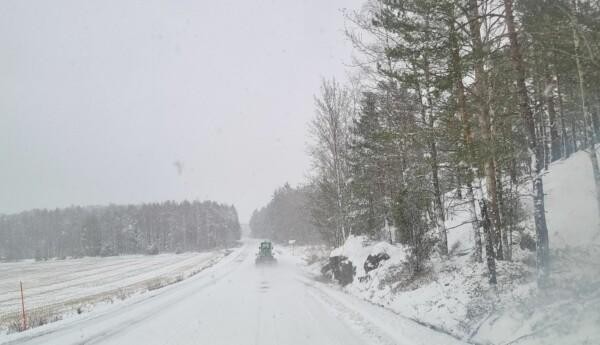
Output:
0,250,230,333
292,150,600,345
2,151,598,344
0,240,467,345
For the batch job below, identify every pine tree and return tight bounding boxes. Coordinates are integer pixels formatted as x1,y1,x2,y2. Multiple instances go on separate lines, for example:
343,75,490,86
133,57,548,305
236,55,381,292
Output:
503,0,551,285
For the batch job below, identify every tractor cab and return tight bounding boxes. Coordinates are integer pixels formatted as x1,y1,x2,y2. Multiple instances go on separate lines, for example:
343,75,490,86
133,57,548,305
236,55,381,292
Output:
255,241,276,265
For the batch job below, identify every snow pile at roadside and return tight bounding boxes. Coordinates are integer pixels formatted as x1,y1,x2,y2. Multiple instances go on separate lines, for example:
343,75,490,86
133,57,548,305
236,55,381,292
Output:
299,150,600,345
331,235,407,278
325,235,499,338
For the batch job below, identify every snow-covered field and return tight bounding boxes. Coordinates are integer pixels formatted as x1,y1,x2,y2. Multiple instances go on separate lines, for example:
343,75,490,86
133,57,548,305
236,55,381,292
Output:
0,250,230,333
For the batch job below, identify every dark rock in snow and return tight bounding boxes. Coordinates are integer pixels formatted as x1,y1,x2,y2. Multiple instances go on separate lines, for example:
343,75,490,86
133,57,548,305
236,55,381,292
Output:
321,256,355,286
364,252,390,273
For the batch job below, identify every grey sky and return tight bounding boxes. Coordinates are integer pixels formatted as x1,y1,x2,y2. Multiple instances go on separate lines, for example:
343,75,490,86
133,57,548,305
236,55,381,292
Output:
0,0,363,222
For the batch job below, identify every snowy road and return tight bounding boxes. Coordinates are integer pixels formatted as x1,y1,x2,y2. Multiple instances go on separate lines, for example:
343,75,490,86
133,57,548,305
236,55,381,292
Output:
2,241,466,345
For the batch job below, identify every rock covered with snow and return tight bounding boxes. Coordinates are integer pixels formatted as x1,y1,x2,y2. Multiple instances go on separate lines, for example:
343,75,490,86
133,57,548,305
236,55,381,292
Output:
321,256,355,286
329,235,406,279
364,252,390,273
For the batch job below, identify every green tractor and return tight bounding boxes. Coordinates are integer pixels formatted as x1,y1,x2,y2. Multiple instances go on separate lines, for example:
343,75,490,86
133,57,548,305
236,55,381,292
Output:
255,241,276,265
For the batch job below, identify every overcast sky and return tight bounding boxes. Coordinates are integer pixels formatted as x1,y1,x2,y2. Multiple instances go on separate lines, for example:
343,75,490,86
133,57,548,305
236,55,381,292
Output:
0,0,363,222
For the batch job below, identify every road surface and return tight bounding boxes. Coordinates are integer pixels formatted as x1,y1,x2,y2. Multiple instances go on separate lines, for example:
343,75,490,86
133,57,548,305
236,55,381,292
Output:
2,241,466,345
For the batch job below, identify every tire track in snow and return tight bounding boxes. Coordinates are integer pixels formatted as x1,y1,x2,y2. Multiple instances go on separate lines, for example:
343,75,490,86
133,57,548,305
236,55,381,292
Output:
298,277,469,345
304,283,400,345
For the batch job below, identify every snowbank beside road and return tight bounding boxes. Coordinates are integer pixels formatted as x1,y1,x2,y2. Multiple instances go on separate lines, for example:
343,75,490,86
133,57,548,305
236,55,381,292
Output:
294,150,600,345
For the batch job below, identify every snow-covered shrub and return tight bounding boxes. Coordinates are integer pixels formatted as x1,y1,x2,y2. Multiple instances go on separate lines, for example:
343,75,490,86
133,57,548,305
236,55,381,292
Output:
146,278,167,291
7,309,62,334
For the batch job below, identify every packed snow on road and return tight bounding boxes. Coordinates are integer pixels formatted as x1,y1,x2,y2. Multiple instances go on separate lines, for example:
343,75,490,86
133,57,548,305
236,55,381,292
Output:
0,241,466,345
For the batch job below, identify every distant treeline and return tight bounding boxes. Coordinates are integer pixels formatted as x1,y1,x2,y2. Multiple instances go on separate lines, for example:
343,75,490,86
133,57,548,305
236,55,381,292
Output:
0,201,241,260
249,184,322,244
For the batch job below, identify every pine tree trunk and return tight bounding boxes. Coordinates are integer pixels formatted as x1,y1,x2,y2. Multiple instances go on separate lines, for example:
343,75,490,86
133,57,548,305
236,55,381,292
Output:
504,0,550,286
547,101,560,162
496,163,511,261
479,200,497,285
431,140,448,256
507,159,519,260
545,68,561,162
554,70,570,158
533,64,549,171
417,51,448,256
467,0,503,260
456,169,463,199
467,181,483,262
570,89,580,151
488,160,503,260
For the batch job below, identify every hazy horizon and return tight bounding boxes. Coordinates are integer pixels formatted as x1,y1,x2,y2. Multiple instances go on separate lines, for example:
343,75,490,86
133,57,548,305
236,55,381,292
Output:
0,0,363,222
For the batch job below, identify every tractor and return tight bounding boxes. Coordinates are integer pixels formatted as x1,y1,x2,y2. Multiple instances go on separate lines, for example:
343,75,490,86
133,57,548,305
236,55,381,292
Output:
255,241,276,265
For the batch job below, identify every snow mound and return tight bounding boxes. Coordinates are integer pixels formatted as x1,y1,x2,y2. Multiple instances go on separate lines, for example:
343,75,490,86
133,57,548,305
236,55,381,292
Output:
544,150,600,247
330,235,406,278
